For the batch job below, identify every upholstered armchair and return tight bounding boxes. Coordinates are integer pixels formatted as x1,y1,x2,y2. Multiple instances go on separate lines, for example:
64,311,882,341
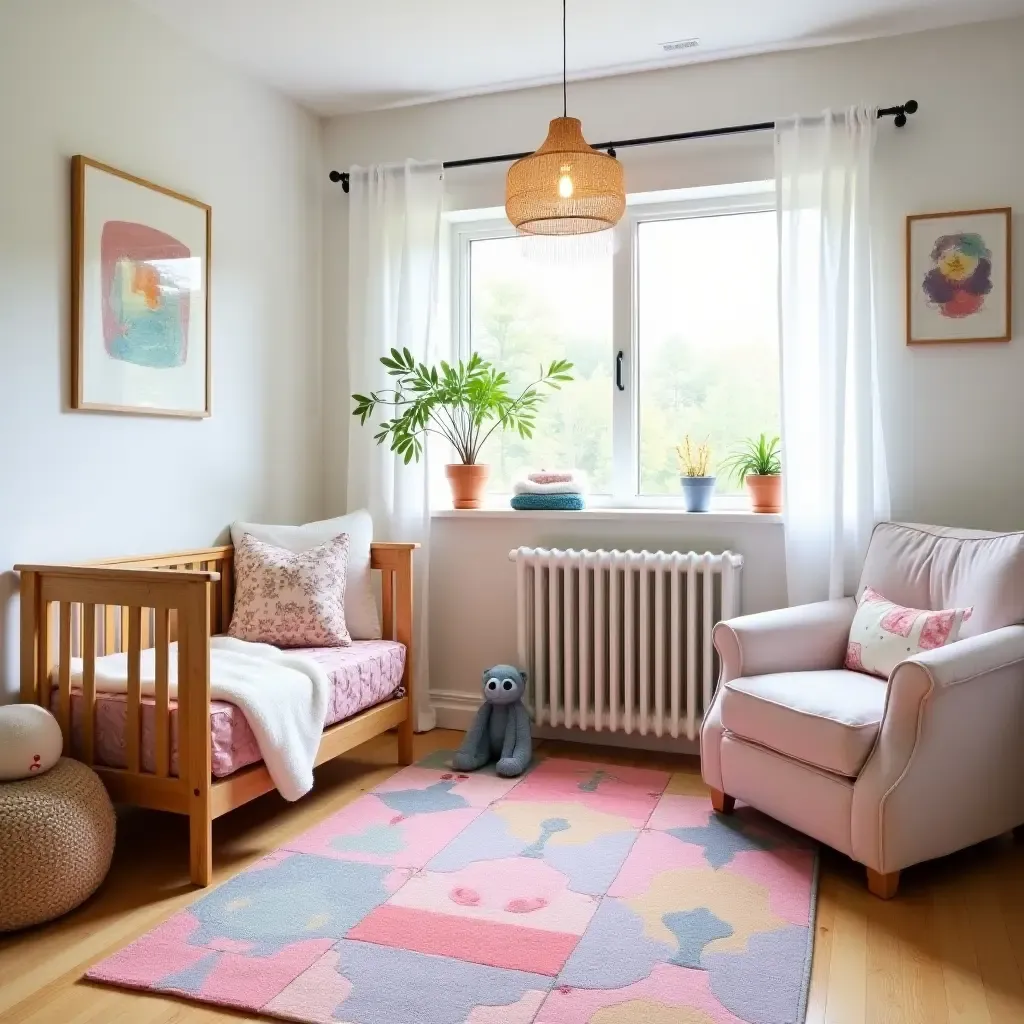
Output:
701,522,1024,898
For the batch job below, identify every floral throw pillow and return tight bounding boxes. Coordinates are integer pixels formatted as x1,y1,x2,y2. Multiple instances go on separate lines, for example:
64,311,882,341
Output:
845,586,972,680
229,532,352,648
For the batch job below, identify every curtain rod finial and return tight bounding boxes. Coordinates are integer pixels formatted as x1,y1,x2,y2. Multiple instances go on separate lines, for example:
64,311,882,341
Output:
893,100,919,127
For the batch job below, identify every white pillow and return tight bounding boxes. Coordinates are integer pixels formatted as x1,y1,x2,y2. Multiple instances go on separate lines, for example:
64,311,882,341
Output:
230,510,380,640
845,586,972,680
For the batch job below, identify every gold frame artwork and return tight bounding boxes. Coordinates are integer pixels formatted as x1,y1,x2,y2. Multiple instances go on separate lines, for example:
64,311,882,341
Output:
71,156,212,417
906,207,1012,346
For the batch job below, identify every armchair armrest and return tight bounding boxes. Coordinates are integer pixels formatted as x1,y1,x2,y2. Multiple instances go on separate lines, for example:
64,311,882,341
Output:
897,624,1024,687
852,625,1024,873
713,598,856,682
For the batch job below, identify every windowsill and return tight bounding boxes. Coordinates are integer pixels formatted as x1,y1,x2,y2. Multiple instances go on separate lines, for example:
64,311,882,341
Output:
431,506,783,525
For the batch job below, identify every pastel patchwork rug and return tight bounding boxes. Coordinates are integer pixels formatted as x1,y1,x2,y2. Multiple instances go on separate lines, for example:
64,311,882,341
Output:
88,754,818,1023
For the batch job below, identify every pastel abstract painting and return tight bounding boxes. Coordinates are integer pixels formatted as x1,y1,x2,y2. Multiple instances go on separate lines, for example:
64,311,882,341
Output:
101,220,193,369
922,232,993,319
907,208,1011,344
72,156,210,416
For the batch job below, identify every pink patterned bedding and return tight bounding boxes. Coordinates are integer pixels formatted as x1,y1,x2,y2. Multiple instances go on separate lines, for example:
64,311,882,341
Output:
56,641,406,779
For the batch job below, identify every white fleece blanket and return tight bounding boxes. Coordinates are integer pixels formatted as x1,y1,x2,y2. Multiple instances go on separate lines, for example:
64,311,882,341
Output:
66,636,330,801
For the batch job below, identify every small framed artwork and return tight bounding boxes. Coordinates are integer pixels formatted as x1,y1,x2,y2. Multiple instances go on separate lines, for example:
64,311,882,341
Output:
906,207,1012,345
71,156,211,416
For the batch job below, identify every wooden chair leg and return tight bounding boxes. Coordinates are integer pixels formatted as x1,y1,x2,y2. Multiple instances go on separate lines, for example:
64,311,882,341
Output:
397,713,415,766
709,788,735,815
189,809,212,887
866,868,899,900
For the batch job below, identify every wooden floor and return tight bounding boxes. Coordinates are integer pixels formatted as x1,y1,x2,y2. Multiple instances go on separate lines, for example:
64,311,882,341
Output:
1,729,1022,1023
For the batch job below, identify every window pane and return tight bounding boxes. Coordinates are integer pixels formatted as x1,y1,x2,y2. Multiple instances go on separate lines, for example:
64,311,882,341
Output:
470,237,613,493
637,211,779,496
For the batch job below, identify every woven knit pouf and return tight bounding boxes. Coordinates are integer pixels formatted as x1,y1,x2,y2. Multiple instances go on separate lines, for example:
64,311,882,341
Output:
0,758,115,931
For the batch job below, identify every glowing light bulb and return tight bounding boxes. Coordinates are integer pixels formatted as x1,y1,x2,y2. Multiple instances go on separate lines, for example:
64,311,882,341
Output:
558,168,574,198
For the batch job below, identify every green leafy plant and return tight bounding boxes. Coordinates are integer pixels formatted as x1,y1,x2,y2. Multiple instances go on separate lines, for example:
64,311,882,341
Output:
674,435,712,477
352,349,574,465
720,433,782,483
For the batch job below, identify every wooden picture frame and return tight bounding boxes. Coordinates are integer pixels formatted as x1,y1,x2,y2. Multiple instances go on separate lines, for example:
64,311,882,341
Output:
71,156,212,416
906,207,1012,345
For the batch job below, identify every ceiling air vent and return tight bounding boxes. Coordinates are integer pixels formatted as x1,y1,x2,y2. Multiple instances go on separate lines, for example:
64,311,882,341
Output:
661,38,700,52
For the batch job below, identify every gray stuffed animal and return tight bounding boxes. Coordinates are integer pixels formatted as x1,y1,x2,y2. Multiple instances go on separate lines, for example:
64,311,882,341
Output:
452,664,532,778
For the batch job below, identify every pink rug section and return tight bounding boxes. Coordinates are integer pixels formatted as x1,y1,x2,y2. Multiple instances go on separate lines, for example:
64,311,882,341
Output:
87,756,818,1024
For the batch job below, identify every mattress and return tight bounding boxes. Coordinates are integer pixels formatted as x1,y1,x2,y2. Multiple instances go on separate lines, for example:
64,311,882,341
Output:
54,640,406,779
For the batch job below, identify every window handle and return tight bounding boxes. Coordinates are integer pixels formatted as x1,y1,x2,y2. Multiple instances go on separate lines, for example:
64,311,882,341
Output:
616,351,625,391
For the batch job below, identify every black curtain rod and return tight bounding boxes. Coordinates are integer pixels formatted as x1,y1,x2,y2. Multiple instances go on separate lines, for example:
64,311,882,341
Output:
328,101,918,193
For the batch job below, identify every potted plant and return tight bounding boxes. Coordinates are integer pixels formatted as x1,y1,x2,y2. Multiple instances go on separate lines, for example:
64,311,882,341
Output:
674,436,715,512
352,349,573,509
721,433,783,513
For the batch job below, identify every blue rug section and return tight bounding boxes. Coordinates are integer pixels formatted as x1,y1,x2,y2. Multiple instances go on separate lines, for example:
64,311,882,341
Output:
187,853,395,954
329,940,552,1024
510,494,586,511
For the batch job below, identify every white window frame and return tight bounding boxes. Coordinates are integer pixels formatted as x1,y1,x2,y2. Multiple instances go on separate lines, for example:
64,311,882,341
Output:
449,182,777,509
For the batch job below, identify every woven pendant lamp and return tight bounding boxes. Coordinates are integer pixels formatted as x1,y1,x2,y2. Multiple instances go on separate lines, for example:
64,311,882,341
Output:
505,1,625,236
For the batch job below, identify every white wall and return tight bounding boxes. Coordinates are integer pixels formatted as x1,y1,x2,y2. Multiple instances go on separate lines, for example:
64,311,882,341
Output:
322,17,1024,722
0,0,324,700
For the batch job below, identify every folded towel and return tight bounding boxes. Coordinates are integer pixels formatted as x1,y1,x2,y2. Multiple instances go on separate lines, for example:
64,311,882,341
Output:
511,493,586,511
528,470,576,484
513,474,589,496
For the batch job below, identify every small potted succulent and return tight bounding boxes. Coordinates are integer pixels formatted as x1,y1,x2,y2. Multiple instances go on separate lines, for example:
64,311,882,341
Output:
675,436,715,512
352,349,573,509
721,433,783,513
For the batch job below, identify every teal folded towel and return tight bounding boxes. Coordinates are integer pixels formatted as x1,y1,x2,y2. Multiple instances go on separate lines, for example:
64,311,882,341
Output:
510,493,585,511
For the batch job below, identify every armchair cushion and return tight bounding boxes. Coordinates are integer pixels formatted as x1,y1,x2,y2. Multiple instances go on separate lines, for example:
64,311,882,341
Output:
859,522,1024,638
721,670,887,777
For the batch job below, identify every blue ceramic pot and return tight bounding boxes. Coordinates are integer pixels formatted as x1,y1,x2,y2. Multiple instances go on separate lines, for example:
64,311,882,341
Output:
680,476,716,512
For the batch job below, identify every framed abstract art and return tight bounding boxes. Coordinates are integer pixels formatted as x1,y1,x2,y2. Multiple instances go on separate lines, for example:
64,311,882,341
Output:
906,207,1012,345
71,156,211,416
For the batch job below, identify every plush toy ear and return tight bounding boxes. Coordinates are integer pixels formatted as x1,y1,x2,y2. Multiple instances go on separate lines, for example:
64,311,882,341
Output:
482,667,493,682
519,670,528,684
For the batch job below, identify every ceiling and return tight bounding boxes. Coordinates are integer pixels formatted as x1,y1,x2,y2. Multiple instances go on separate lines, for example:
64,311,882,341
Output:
133,0,1024,115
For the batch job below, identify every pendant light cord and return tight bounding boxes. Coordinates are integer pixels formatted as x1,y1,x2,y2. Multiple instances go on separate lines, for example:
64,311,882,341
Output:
562,0,567,117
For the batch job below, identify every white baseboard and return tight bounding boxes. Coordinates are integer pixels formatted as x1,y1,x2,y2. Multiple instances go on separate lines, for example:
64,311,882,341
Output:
429,689,700,756
430,688,483,731
534,724,700,756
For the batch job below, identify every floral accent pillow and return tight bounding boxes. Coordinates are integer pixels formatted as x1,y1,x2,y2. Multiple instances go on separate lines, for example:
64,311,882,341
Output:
229,532,352,648
845,586,972,679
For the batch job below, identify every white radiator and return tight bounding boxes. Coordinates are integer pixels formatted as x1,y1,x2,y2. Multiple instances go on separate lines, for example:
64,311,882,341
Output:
509,546,743,741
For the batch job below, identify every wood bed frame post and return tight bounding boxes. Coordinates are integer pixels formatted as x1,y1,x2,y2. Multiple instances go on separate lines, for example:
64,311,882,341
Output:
394,546,415,766
19,570,40,704
178,580,213,886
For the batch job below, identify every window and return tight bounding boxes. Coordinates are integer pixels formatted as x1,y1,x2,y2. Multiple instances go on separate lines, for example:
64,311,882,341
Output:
451,184,779,506
466,234,613,493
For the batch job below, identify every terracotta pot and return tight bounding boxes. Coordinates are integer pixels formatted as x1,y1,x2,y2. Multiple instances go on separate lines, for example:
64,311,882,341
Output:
745,474,783,513
446,463,490,509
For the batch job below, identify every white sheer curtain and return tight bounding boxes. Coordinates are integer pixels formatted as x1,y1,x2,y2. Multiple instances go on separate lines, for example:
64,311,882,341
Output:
776,108,890,606
347,160,444,731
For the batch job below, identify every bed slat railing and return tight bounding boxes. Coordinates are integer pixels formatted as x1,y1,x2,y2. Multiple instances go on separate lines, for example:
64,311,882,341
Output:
16,563,218,803
82,603,97,764
155,607,171,777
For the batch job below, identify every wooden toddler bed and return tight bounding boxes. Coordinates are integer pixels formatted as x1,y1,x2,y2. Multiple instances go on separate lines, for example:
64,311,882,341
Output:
15,542,416,887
